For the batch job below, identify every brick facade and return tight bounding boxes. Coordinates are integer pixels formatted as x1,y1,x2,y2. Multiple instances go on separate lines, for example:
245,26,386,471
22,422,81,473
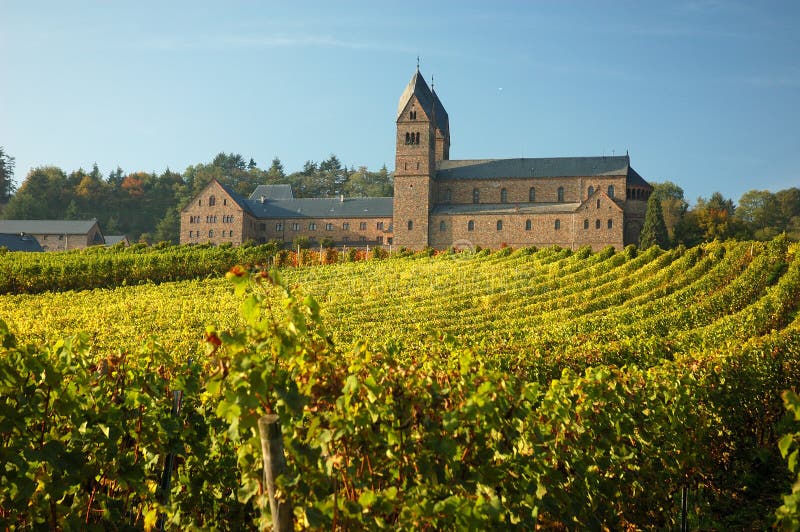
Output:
179,68,651,251
181,181,247,245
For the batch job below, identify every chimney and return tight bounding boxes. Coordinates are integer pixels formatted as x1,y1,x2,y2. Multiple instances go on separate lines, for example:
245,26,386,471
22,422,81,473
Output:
340,194,344,203
260,196,266,204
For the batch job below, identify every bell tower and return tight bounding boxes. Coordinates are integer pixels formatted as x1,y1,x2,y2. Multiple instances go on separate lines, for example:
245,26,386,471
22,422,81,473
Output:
393,67,443,249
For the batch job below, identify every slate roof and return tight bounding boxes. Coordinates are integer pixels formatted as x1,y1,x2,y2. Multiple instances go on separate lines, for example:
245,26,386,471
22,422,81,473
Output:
397,69,449,137
217,182,254,214
626,167,652,189
0,219,100,235
247,197,394,219
436,156,632,180
105,235,129,246
250,184,295,201
0,233,43,252
432,202,582,216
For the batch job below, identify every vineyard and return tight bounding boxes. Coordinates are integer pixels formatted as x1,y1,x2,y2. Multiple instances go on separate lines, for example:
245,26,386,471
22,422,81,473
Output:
1,239,800,529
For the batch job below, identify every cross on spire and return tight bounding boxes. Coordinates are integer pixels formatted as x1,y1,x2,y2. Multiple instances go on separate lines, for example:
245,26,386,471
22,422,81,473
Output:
416,56,420,71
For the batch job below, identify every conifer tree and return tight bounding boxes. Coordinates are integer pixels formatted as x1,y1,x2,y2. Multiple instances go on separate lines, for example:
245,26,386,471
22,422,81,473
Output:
639,194,669,249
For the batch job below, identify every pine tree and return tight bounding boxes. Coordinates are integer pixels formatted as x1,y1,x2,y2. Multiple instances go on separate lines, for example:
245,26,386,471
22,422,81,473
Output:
639,194,669,250
0,146,16,203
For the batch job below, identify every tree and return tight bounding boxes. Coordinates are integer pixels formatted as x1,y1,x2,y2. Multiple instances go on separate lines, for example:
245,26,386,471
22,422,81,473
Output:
651,181,688,241
736,189,781,240
154,208,180,243
695,192,737,241
3,166,69,219
266,157,286,182
0,147,16,203
639,194,669,250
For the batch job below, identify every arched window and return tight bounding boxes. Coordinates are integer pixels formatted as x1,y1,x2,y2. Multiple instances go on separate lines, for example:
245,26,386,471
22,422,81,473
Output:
473,188,480,204
500,188,508,203
608,219,613,229
595,219,601,229
410,110,416,120
525,219,532,230
555,219,561,230
584,219,589,230
439,220,446,232
597,199,601,209
198,199,202,206
208,230,214,237
405,132,410,144
529,187,536,202
588,185,594,198
557,187,565,202
496,220,503,231
608,185,615,198
415,132,420,144
407,220,413,230
209,196,215,206
467,220,475,231
444,188,452,202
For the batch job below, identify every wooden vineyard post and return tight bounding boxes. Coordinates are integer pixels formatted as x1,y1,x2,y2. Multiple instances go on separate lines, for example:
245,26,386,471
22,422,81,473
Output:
157,389,183,530
258,414,293,531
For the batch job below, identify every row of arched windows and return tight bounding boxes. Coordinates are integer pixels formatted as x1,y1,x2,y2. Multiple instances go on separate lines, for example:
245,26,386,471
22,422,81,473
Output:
464,186,565,204
456,219,562,231
583,219,614,229
626,188,650,200
404,132,421,145
188,229,232,238
443,185,622,204
587,185,615,199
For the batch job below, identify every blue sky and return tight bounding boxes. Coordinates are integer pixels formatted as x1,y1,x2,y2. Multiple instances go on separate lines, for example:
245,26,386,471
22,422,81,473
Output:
2,1,798,205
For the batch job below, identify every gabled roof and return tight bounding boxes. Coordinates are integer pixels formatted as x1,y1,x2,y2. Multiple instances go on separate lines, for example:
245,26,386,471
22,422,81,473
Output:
247,197,393,219
0,233,44,252
250,184,295,201
0,219,100,235
432,202,582,216
216,181,254,215
436,156,631,180
626,167,652,189
576,189,624,213
397,69,449,136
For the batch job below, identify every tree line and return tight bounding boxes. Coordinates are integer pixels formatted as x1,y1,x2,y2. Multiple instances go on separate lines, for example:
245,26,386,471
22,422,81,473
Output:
640,181,800,249
1,146,797,247
0,149,392,243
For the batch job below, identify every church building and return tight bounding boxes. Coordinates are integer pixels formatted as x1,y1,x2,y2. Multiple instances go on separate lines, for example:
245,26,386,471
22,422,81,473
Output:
180,68,651,251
